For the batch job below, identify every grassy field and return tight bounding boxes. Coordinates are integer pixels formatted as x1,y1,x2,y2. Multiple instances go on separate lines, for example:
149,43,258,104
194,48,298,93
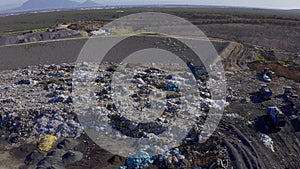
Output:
0,7,300,34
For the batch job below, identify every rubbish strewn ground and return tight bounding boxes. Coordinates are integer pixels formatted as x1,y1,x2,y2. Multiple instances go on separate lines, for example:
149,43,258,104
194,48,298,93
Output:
0,59,299,169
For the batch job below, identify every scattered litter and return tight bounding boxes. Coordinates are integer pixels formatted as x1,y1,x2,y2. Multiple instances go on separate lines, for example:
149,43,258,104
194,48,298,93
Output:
91,29,109,36
118,166,127,169
48,94,72,103
224,113,242,119
260,134,275,152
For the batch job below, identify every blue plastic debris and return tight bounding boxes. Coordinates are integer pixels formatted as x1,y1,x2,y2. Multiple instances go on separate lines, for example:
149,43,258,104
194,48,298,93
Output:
126,150,154,169
187,62,206,80
166,81,180,92
170,148,180,155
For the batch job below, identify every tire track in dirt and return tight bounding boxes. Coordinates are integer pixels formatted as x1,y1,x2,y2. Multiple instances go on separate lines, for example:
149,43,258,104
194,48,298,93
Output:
223,124,264,169
220,42,247,72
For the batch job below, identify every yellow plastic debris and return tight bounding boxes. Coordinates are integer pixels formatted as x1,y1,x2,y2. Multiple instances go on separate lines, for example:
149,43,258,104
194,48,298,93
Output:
38,135,57,152
270,145,275,153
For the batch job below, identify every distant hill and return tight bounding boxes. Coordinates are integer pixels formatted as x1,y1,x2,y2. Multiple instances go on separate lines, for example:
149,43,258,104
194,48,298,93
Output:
11,0,101,12
80,0,101,8
290,9,300,12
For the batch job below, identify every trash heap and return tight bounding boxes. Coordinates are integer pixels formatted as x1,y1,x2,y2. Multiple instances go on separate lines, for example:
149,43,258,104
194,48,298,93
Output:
126,150,154,169
0,109,37,142
0,62,229,168
119,146,185,169
72,62,229,162
0,63,83,144
153,147,184,164
33,113,83,139
73,64,214,149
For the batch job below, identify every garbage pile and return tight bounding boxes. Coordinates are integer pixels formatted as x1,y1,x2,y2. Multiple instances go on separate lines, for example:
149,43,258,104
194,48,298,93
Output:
0,63,82,144
0,62,229,169
153,147,184,164
33,113,83,139
118,146,185,169
0,109,37,142
126,150,154,169
73,63,225,151
117,136,228,169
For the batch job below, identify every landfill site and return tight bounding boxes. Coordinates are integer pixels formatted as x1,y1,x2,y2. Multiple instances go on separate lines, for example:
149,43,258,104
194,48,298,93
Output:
0,7,300,169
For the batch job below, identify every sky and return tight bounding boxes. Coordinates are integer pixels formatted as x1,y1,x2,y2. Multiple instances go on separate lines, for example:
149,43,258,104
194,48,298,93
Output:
0,0,299,11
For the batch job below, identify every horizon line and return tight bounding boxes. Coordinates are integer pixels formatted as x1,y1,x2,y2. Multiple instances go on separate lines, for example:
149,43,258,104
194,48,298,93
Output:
0,3,299,14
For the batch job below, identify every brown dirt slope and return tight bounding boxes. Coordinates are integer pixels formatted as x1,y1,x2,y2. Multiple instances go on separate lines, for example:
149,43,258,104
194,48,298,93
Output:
248,62,300,83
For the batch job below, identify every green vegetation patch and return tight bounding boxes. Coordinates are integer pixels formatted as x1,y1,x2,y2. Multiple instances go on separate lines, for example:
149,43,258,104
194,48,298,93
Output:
256,54,266,62
0,28,48,36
